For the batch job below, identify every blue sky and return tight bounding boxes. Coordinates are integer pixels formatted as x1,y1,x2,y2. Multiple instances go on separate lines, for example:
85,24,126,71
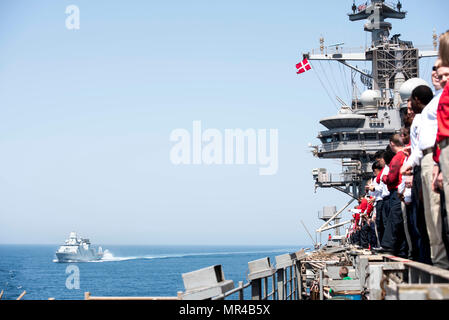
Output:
0,0,447,245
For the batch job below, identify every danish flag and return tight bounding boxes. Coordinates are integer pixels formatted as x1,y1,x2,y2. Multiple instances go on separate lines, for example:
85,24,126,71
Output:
296,58,311,74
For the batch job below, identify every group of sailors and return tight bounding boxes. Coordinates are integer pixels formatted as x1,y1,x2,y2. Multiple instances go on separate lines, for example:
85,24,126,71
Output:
347,31,449,269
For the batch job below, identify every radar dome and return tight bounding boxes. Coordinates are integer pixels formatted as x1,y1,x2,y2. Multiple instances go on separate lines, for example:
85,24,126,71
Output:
399,78,430,102
360,90,381,107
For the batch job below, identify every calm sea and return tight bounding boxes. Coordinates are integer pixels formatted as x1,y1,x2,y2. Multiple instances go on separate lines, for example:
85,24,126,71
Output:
0,244,300,300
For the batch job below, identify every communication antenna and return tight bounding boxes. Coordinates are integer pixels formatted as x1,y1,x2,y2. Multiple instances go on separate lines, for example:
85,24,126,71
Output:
328,42,345,52
433,29,438,51
300,220,317,247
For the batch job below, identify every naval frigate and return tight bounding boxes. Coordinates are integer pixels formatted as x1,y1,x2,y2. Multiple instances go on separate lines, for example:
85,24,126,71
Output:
55,232,103,263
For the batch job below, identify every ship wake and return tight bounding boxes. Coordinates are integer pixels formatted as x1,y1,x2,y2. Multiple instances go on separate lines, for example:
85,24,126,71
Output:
89,248,298,263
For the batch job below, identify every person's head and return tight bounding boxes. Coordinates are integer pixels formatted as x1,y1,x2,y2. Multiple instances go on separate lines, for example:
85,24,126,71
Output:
389,133,404,153
437,65,449,89
400,127,410,145
403,111,414,129
439,31,449,68
339,266,349,279
374,150,385,168
411,85,434,114
384,144,395,165
372,160,382,177
406,99,415,117
432,59,442,91
400,78,431,109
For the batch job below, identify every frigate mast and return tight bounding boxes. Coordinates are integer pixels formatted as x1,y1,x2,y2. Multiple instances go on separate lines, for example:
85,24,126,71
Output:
304,0,438,235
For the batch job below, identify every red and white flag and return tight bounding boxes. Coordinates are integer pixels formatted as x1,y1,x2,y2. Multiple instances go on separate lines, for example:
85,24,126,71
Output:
296,58,311,74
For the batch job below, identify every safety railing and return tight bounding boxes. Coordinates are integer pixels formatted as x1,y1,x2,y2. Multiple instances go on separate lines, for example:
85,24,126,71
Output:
197,250,308,301
83,248,449,301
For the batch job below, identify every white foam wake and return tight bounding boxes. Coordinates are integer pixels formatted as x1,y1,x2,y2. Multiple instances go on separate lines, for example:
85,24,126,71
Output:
94,249,142,262
92,248,298,263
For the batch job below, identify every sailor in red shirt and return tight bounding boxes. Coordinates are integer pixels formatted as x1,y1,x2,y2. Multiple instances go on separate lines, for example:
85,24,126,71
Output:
351,196,366,226
382,144,408,191
349,198,363,246
359,196,368,213
434,36,449,218
433,31,449,191
365,197,375,217
379,134,409,258
436,78,449,145
360,194,375,249
432,67,449,190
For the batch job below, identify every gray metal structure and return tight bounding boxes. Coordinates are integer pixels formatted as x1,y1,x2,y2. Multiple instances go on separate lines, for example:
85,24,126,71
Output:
307,0,437,207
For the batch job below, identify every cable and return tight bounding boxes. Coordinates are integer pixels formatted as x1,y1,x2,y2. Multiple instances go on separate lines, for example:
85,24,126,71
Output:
311,61,340,111
326,60,345,105
318,60,340,109
339,61,352,104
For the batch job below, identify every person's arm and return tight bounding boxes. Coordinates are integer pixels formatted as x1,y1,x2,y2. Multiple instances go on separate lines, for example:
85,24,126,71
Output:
405,175,413,188
432,164,443,192
376,168,384,184
383,153,403,187
400,162,413,176
433,142,440,164
365,203,374,219
432,141,441,192
372,172,382,193
401,150,421,175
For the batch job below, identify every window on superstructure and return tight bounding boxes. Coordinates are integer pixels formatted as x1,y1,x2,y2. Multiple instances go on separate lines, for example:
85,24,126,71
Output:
380,132,393,140
364,133,378,140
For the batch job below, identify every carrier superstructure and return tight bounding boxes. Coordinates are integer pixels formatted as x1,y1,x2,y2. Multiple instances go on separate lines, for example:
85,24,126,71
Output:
305,0,437,236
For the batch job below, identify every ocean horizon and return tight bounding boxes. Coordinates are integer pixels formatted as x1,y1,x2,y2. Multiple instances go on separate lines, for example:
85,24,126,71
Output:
0,244,305,300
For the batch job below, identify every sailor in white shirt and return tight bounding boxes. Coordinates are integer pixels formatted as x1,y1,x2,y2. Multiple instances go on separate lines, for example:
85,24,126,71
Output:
368,161,385,247
403,113,422,169
399,61,449,268
399,150,413,258
418,91,442,155
398,81,438,264
416,61,449,269
376,160,390,243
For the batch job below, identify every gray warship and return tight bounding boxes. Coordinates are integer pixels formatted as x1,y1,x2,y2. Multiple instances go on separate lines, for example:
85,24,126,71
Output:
55,232,103,263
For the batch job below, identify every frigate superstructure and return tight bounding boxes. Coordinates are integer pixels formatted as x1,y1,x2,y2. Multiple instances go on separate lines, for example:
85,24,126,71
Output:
305,0,438,235
55,232,103,263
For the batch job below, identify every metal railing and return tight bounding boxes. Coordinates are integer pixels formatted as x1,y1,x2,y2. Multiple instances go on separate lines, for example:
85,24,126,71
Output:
211,281,250,300
384,256,449,284
84,253,308,301
82,247,449,301
212,256,306,301
318,140,386,153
